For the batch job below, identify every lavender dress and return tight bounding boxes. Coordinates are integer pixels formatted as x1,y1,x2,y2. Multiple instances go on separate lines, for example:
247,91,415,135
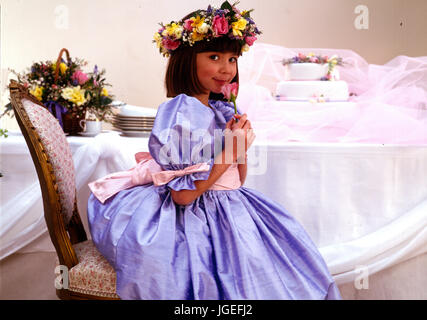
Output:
87,94,341,300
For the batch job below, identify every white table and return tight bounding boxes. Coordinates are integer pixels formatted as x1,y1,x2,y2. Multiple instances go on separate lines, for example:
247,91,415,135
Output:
1,130,426,297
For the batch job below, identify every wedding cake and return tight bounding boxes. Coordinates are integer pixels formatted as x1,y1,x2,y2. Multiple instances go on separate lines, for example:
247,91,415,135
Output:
275,53,350,103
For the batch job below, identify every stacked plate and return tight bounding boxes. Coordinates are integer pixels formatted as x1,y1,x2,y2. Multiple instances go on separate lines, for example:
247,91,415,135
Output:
112,104,157,137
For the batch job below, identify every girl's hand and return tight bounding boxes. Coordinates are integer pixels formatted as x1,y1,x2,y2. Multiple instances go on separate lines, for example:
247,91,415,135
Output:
224,113,256,163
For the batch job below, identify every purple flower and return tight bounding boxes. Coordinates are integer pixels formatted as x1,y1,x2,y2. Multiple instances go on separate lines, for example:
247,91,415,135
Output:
207,5,213,15
94,65,98,74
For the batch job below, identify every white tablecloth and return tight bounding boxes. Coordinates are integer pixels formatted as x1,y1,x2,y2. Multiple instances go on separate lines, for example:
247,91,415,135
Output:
1,131,426,287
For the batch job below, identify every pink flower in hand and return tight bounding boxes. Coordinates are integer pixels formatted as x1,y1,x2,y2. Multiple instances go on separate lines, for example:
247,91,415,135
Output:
71,70,89,85
221,82,238,100
221,82,239,118
212,15,229,37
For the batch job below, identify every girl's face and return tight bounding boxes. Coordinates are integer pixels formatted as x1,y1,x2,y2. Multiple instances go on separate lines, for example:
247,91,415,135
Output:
196,51,238,95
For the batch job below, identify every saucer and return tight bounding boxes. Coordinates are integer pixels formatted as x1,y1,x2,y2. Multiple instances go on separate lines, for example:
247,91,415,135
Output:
78,132,100,137
119,131,151,137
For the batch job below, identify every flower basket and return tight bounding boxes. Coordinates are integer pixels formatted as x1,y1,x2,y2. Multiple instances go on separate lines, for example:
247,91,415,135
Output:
3,48,115,135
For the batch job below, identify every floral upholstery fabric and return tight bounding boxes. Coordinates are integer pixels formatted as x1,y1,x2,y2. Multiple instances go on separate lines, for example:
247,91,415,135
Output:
55,240,119,298
22,99,76,224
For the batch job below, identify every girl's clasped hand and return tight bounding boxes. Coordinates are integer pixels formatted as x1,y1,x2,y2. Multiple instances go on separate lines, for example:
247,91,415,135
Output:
224,113,256,163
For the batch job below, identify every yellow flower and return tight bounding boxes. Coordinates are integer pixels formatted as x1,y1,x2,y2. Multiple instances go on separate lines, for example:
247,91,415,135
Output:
59,62,68,74
154,32,162,48
191,16,203,30
61,86,87,106
101,88,108,97
51,62,68,74
191,31,205,42
307,52,315,57
166,22,183,39
30,86,44,101
241,44,250,52
232,18,247,37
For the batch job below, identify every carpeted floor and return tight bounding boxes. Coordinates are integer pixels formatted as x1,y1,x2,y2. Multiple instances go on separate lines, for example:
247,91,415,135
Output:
1,250,426,300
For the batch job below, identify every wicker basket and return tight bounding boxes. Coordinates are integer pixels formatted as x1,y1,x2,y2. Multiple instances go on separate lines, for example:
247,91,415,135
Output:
54,48,84,135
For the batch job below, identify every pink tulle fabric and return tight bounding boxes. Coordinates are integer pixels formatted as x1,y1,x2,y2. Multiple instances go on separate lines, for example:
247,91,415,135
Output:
237,43,427,144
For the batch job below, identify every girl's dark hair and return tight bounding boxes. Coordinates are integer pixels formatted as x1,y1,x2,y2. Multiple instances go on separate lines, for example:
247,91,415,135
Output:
165,11,242,101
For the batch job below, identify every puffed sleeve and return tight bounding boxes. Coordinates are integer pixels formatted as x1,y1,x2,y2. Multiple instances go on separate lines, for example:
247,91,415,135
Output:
209,99,242,123
148,94,217,191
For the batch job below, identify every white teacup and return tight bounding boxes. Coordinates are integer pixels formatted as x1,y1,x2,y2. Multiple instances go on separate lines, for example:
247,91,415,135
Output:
79,119,101,134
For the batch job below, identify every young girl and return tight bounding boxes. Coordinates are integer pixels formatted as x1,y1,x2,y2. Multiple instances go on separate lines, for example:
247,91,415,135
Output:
87,1,341,300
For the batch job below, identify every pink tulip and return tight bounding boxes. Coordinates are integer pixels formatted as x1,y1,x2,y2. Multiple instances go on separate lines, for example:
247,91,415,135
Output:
221,82,239,118
71,70,89,85
221,82,238,101
212,15,229,37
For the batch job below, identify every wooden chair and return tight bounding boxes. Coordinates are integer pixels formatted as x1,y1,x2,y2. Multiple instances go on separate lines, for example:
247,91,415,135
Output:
9,80,120,300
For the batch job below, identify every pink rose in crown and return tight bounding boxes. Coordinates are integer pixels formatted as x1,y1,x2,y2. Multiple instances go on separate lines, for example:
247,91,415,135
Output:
183,19,194,31
245,36,257,46
212,15,229,37
71,70,89,85
162,38,180,51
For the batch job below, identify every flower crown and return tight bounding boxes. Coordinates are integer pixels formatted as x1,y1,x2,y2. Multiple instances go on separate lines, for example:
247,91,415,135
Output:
153,1,261,57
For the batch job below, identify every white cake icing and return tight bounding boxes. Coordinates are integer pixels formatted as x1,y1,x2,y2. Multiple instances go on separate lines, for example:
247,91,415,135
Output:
277,62,349,101
276,80,349,101
285,63,329,80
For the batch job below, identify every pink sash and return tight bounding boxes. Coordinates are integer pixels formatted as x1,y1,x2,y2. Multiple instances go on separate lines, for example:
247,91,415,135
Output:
89,152,241,203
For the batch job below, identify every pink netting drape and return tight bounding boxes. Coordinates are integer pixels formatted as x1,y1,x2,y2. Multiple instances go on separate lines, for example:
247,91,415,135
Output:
236,43,427,144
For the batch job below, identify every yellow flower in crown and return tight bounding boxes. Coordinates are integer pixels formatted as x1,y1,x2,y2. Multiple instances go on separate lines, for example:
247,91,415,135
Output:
191,15,209,34
101,87,109,97
153,32,162,48
191,30,206,42
231,18,247,37
30,86,44,101
61,86,87,106
166,22,183,39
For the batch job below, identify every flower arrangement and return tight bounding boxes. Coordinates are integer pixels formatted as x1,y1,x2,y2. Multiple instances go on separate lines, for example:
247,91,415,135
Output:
153,1,261,57
2,50,114,129
282,53,344,81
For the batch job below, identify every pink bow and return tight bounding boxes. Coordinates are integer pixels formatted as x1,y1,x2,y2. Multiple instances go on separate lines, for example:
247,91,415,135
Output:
151,162,211,186
88,152,210,203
